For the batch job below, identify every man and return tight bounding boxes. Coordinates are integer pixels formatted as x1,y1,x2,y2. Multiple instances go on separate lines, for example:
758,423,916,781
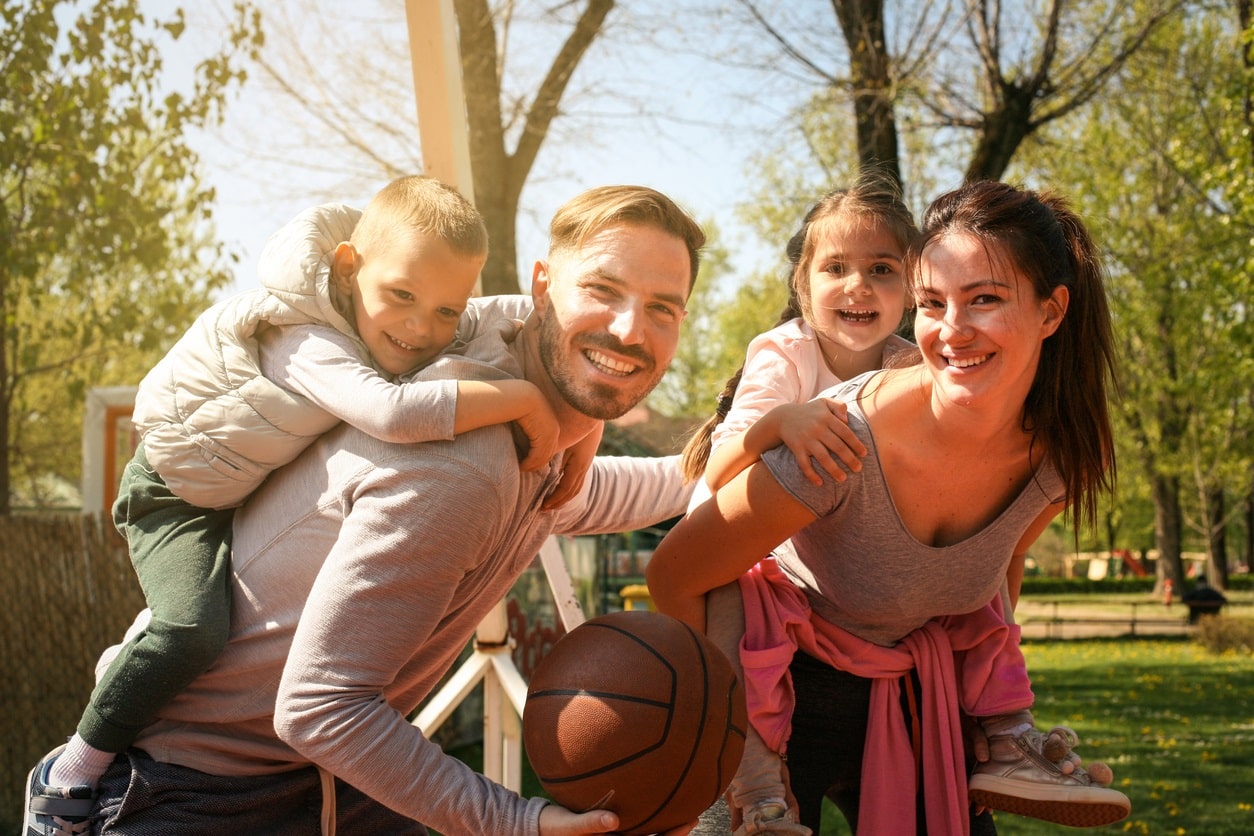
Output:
85,186,705,835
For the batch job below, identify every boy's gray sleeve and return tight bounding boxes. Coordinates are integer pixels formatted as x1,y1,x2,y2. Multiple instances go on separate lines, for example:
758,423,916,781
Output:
457,295,533,341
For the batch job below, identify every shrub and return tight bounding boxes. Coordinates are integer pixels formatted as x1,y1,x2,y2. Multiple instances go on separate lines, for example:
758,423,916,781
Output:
1194,615,1254,655
1020,576,1156,595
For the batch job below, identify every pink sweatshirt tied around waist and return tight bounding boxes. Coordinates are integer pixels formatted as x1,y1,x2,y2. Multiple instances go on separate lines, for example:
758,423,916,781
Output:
737,558,1033,834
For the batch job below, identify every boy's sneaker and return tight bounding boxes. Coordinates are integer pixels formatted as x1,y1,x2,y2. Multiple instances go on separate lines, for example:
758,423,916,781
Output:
968,725,1131,828
732,798,812,836
25,745,95,836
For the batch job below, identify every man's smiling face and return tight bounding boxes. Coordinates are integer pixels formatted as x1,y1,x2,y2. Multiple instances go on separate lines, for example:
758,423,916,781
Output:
532,222,690,420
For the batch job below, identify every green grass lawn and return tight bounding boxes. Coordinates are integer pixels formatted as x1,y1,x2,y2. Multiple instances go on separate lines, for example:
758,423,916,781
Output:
475,633,1251,835
815,636,1254,835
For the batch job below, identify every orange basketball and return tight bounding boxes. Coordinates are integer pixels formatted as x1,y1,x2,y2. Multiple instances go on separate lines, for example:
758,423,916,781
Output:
522,610,747,835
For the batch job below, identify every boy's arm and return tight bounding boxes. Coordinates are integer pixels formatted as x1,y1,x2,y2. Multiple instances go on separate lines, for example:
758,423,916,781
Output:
264,325,555,467
455,379,559,471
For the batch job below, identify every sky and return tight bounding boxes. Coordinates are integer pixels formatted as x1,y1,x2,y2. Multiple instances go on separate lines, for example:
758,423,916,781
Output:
163,1,797,299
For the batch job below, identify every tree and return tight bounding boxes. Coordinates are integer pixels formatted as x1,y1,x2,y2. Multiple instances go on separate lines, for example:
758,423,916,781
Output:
0,0,263,513
242,0,641,295
457,0,614,294
1029,5,1254,589
725,0,1188,187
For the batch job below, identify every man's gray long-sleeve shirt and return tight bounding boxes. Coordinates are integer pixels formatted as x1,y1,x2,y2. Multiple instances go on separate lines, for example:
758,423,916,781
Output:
107,326,691,835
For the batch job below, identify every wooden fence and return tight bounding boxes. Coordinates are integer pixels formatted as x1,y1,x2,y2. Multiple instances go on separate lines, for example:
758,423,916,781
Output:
0,512,142,828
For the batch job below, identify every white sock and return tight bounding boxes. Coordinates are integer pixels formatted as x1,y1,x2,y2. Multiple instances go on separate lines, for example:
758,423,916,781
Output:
47,735,114,790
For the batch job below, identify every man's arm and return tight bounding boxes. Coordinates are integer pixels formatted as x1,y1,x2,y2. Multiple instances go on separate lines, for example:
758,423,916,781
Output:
549,455,695,536
273,444,546,835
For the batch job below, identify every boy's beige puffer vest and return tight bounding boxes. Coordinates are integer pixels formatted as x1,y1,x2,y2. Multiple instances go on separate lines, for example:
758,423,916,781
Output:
131,204,365,509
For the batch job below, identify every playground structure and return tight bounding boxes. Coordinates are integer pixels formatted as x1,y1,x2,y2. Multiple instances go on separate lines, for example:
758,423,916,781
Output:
1068,549,1210,580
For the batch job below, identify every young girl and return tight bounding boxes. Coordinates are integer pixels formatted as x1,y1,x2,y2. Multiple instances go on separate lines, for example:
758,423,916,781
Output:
681,176,917,836
662,180,1128,834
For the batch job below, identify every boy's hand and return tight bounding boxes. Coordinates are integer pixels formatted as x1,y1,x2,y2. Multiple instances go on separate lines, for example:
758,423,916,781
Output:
776,398,866,485
542,424,604,510
513,398,561,471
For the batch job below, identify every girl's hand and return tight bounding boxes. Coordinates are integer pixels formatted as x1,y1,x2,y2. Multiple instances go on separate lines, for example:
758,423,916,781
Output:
775,398,866,485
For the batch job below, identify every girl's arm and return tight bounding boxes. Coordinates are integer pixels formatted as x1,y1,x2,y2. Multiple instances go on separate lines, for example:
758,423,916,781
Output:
705,398,865,491
1007,500,1066,607
646,461,817,631
704,331,865,493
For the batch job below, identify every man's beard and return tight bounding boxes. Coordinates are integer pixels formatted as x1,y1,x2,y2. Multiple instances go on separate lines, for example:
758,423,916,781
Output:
536,305,662,420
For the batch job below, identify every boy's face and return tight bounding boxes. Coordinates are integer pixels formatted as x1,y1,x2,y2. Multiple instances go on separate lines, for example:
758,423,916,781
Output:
335,231,485,376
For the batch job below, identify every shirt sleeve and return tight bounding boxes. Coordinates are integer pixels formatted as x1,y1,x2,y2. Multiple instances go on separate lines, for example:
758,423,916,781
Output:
274,453,545,835
261,324,459,443
550,455,694,535
710,331,807,452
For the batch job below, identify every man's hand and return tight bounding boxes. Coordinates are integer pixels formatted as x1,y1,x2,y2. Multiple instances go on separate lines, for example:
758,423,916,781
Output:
537,805,696,835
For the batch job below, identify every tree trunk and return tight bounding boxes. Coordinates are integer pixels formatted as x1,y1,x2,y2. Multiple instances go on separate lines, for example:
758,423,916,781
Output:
455,0,519,295
1152,473,1185,589
832,0,900,184
1245,491,1253,574
1207,487,1228,588
1238,0,1252,164
455,0,614,296
964,85,1034,182
1,264,9,515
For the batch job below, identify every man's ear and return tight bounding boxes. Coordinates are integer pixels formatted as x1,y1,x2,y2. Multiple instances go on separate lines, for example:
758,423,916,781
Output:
332,243,361,295
1041,285,1069,338
531,260,551,314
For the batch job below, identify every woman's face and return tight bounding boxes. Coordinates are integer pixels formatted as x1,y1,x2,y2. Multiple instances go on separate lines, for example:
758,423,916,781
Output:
912,232,1067,409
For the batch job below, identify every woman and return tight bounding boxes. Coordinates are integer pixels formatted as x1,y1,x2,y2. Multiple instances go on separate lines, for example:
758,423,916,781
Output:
648,181,1128,834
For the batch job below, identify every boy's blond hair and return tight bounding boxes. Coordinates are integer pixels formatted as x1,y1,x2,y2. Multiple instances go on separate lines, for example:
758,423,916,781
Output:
549,185,706,288
352,175,488,259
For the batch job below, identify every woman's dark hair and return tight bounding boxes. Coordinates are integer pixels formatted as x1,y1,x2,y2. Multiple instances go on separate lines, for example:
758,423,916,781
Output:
905,180,1118,531
679,172,917,483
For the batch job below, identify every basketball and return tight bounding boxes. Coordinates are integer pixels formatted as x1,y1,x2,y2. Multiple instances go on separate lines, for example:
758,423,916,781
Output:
522,609,747,835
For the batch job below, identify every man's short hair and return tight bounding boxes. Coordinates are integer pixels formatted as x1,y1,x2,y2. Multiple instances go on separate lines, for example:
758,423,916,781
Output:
549,185,706,288
352,175,489,259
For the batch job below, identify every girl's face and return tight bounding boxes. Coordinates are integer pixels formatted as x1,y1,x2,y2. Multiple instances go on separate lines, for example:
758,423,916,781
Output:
913,232,1068,409
805,219,908,376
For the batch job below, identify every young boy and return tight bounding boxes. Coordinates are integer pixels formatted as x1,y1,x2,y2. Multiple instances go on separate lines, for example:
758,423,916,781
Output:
27,176,598,833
